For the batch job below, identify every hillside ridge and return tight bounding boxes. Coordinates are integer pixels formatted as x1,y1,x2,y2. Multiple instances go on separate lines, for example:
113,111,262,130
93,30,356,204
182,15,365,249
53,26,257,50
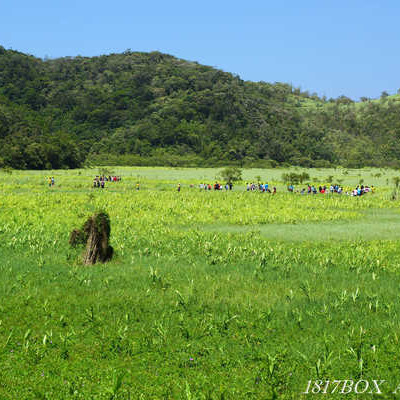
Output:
1,46,400,169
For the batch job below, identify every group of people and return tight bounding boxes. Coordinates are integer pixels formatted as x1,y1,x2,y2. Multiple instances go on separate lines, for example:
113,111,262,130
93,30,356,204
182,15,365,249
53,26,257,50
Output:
198,182,234,191
289,184,375,196
47,176,55,187
349,185,375,196
93,175,122,188
246,182,277,194
47,175,376,196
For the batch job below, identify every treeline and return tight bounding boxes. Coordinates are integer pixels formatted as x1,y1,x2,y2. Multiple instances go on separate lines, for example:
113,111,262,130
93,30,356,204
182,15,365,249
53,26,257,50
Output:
1,46,400,169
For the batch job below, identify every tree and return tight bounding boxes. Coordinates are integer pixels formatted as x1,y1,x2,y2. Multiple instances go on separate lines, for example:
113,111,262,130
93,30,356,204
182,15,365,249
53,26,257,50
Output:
281,172,309,184
220,167,242,183
392,177,400,200
335,96,354,105
381,91,389,99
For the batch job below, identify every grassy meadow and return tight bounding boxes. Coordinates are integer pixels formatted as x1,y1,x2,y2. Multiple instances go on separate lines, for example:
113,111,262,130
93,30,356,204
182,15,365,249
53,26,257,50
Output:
1,166,400,399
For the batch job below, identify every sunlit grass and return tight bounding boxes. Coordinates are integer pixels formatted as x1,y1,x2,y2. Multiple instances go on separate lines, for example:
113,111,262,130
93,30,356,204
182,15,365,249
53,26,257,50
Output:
0,167,400,398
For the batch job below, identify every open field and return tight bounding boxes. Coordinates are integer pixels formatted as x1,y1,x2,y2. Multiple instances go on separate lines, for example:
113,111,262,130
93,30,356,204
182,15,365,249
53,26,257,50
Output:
1,167,400,399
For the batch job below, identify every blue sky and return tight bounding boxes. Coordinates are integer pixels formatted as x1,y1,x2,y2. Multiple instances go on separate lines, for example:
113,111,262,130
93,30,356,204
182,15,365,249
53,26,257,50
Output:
1,0,399,100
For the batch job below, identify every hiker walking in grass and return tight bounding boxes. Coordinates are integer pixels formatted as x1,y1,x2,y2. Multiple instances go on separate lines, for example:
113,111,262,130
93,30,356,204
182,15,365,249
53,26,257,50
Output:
177,183,181,192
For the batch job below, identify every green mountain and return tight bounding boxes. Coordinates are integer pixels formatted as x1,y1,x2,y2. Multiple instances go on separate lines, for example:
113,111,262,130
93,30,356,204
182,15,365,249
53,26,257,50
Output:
1,46,400,169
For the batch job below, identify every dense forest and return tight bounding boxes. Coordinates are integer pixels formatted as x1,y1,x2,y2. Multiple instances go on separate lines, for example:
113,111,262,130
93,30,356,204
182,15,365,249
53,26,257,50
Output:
1,46,400,169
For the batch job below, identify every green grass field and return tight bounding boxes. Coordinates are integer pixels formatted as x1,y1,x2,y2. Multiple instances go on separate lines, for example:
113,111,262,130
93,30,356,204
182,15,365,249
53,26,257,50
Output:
1,166,400,399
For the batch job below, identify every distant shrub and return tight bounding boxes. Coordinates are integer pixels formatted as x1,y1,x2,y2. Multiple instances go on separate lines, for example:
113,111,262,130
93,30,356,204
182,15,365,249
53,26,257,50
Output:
98,167,115,176
220,167,242,183
281,172,310,184
393,177,400,189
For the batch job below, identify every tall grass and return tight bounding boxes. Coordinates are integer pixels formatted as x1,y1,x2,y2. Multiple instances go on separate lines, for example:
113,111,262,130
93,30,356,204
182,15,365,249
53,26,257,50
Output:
0,167,399,398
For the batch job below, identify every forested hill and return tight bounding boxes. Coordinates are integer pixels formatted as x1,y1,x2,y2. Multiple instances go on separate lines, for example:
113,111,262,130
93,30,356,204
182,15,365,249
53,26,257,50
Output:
1,46,400,169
